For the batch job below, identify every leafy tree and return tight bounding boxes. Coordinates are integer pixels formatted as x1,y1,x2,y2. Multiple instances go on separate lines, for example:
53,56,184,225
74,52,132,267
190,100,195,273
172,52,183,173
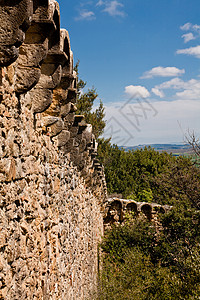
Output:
98,144,200,209
137,188,153,203
74,61,106,138
98,205,200,299
151,156,200,209
95,128,200,299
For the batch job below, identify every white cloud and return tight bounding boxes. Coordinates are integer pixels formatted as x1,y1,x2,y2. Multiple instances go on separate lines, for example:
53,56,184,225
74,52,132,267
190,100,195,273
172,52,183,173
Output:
176,87,200,100
75,9,96,21
193,24,200,31
180,23,200,43
141,66,185,79
97,1,125,17
155,78,197,90
176,45,200,58
125,85,150,98
180,22,200,32
180,23,192,31
182,32,195,43
154,77,200,100
76,1,125,20
151,88,164,98
96,0,104,6
104,1,124,16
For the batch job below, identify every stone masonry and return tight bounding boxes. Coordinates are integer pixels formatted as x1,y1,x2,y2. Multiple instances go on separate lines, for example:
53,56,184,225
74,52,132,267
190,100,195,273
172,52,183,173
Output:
0,1,107,299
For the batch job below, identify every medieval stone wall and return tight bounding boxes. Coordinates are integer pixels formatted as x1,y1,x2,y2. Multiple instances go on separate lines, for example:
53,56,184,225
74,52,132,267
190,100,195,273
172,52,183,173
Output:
0,1,107,299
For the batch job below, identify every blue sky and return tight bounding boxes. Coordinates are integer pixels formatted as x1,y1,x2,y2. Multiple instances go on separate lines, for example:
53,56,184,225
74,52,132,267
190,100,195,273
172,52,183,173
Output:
59,0,200,146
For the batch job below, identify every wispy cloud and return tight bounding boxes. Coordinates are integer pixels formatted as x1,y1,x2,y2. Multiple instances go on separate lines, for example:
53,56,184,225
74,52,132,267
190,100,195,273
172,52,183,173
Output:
176,88,200,100
97,0,125,17
180,22,200,32
75,1,125,21
96,0,104,6
180,23,192,31
141,66,185,79
151,88,165,98
176,45,200,58
155,78,188,90
154,77,200,100
125,85,150,98
75,2,96,21
182,33,195,43
180,22,200,43
75,9,96,21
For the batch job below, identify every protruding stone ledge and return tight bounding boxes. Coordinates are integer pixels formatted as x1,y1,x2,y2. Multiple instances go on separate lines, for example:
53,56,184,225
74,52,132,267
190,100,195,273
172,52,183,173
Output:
0,0,33,67
14,0,61,94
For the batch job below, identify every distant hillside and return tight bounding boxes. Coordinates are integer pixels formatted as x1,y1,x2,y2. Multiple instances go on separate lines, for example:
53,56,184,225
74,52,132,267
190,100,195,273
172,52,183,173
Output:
121,144,193,155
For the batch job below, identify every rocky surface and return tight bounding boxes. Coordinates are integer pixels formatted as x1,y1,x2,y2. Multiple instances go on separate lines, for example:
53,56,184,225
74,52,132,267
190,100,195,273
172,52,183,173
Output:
0,1,107,299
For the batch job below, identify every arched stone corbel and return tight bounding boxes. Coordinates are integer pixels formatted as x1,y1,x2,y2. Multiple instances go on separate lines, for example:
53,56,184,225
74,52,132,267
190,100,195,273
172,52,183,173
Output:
60,48,76,91
27,4,64,113
66,115,90,168
44,29,72,118
0,0,33,67
34,28,74,147
78,124,93,174
14,0,61,94
48,30,78,148
59,51,77,132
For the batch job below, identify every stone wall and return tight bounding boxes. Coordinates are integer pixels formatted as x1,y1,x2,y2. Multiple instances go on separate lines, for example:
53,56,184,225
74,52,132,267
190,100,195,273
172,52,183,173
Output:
0,1,107,299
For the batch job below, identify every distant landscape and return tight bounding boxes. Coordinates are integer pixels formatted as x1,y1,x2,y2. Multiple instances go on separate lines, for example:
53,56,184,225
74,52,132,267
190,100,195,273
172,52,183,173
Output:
122,143,194,155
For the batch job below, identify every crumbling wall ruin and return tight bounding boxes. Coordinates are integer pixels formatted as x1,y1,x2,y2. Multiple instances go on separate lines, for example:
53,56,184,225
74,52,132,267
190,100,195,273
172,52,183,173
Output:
0,1,107,299
104,198,172,230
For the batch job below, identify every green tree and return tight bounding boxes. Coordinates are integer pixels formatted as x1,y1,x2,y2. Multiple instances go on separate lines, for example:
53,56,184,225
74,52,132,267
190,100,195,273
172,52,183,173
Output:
97,144,200,209
74,61,106,138
98,205,200,299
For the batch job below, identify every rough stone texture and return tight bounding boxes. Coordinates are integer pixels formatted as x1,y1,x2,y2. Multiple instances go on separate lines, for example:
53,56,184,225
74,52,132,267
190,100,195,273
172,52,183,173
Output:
0,1,107,299
0,0,33,67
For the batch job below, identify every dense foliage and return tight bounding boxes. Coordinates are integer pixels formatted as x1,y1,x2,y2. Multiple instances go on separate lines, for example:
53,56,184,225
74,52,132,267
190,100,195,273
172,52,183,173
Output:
96,143,200,299
97,207,200,299
98,142,200,209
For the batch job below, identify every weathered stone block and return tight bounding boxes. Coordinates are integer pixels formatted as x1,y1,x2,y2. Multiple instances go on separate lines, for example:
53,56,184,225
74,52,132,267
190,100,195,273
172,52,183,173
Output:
15,67,41,94
30,87,52,113
52,130,70,147
0,0,33,67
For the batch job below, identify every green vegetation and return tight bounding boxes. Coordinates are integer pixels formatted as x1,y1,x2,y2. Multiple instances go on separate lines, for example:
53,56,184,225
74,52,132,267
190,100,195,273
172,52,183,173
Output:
98,142,200,209
184,153,200,167
96,143,200,299
97,207,200,299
